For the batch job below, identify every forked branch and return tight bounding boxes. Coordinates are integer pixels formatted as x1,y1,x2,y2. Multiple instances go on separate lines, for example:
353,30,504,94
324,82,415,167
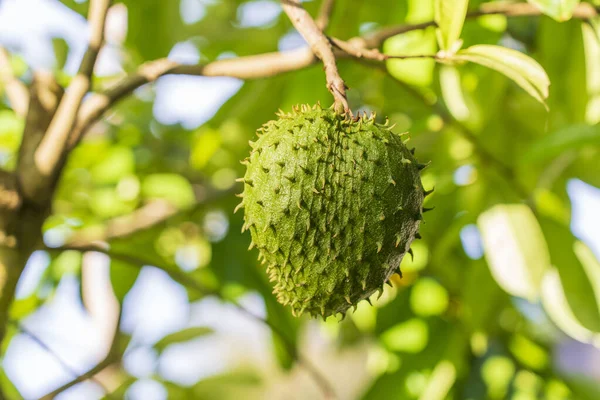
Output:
33,0,111,179
281,0,349,113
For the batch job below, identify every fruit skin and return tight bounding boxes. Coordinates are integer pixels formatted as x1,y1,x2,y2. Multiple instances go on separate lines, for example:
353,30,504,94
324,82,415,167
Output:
237,104,426,318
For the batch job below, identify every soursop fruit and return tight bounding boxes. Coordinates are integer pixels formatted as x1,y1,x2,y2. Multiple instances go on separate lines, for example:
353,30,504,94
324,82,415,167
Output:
236,104,429,318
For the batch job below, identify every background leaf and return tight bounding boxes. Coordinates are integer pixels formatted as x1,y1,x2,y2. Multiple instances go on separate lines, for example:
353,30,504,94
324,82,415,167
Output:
539,218,600,332
154,327,213,353
455,44,550,106
434,0,469,51
478,204,550,300
520,124,600,163
527,0,581,21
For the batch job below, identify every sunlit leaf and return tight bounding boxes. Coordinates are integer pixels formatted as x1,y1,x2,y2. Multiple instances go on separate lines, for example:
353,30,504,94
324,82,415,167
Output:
410,278,449,317
478,204,550,301
90,146,136,185
9,295,41,321
384,29,437,87
381,318,429,353
482,356,515,398
539,218,600,332
418,360,456,400
439,65,471,121
541,269,600,346
574,242,600,318
455,45,550,106
434,0,469,51
141,174,196,209
154,327,213,353
527,0,581,21
509,334,549,371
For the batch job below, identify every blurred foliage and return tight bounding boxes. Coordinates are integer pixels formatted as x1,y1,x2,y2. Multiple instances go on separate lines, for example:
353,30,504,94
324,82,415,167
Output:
1,0,600,399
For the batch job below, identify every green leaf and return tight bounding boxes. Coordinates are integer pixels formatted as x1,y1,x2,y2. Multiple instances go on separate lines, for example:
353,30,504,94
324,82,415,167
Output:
141,174,196,210
478,204,550,301
520,124,600,163
154,327,213,353
541,269,600,346
434,0,469,51
0,368,23,400
384,29,437,87
539,218,600,332
380,318,429,353
9,295,41,321
439,65,471,122
90,146,136,185
527,0,581,21
455,45,550,106
110,259,141,303
574,242,600,318
52,37,69,71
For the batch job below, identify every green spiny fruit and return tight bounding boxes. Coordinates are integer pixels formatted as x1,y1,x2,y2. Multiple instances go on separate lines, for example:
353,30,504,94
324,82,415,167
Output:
236,104,429,319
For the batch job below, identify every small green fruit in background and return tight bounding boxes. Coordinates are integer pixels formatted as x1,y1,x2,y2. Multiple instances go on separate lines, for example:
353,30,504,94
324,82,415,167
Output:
236,104,429,319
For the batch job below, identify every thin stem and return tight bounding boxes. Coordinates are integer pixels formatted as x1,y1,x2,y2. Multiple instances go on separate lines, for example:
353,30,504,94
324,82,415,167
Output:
10,321,113,397
281,0,349,113
38,312,122,400
49,244,338,399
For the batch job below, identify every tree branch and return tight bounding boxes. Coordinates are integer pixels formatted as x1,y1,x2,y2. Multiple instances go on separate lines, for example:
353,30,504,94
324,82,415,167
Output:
0,47,29,118
329,37,438,61
69,48,318,147
34,0,111,178
281,0,349,113
71,2,600,146
50,244,338,399
39,312,122,400
316,0,335,31
11,321,112,397
65,185,235,246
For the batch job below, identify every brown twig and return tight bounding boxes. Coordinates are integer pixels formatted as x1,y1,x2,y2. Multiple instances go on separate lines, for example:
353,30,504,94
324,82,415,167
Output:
316,0,336,30
0,47,29,117
49,244,338,399
34,0,111,177
281,0,349,113
329,37,437,61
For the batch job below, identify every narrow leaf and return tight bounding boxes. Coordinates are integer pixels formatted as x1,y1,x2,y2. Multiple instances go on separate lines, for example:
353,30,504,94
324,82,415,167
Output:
539,218,600,332
478,204,550,301
154,327,213,352
527,0,581,21
110,259,141,303
541,269,600,347
439,65,471,121
455,45,550,107
434,0,469,51
521,124,600,163
574,242,600,321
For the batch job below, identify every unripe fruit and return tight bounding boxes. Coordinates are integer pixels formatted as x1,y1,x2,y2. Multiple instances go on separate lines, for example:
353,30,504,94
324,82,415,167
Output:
237,104,429,318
